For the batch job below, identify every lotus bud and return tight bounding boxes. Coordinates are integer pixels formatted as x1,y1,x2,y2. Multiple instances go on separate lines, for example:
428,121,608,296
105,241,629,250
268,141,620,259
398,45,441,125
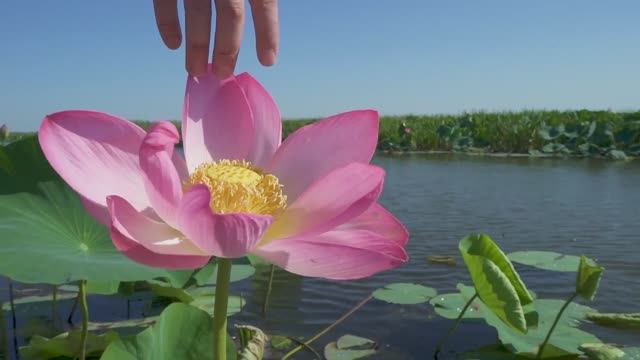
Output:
0,124,9,141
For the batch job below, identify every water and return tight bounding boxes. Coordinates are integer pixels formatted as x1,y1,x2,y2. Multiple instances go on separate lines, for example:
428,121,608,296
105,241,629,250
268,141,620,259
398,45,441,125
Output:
2,154,639,359
231,154,640,358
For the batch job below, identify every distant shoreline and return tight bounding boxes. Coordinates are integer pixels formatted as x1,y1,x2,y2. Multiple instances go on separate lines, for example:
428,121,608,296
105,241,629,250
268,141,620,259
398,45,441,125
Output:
4,110,639,160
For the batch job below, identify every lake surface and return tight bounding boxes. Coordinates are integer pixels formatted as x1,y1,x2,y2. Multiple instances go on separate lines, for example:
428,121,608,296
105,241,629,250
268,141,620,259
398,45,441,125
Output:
2,154,640,359
232,154,640,358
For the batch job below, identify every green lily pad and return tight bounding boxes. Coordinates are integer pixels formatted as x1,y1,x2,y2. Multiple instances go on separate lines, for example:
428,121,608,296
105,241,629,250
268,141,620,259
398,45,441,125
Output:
576,256,604,301
507,251,580,272
88,316,159,332
200,264,255,285
586,313,640,330
101,303,237,360
336,335,375,350
324,335,377,360
579,343,625,360
0,181,167,284
457,344,521,359
430,292,485,320
189,291,245,317
457,344,580,359
372,283,437,304
247,254,270,266
148,280,194,303
192,262,217,286
622,347,640,360
87,281,122,295
2,292,77,311
59,281,123,295
0,136,60,195
427,256,457,265
459,234,533,333
458,285,600,355
270,335,293,351
20,330,119,360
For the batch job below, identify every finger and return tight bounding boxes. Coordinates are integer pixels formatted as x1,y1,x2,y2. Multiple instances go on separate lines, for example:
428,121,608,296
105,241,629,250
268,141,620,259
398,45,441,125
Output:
184,0,212,76
213,0,245,79
153,0,182,49
249,0,279,66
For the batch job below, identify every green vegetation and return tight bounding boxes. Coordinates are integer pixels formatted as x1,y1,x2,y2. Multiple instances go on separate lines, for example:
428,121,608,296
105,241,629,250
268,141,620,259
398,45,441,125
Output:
6,110,640,159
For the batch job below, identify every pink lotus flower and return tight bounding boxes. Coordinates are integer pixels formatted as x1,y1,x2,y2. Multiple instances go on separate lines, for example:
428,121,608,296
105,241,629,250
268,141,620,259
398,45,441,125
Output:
39,72,408,280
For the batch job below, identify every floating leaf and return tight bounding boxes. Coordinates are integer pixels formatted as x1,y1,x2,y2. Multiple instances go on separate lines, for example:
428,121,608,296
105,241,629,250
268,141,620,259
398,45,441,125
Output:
324,335,377,360
427,256,456,265
87,281,121,295
507,251,580,272
101,303,237,360
236,325,266,360
269,337,291,352
247,254,270,267
148,280,194,304
457,343,520,359
58,281,123,295
189,288,245,317
430,292,484,320
459,343,581,359
20,330,119,360
207,264,255,285
586,313,640,330
2,292,77,311
336,335,375,350
0,182,167,284
576,256,604,301
88,316,158,332
579,343,625,360
622,347,640,360
192,263,217,286
458,285,600,355
459,234,533,333
372,283,437,304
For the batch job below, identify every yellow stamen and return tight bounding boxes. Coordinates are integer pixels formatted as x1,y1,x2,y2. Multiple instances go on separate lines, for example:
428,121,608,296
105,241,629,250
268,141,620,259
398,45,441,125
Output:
186,160,287,216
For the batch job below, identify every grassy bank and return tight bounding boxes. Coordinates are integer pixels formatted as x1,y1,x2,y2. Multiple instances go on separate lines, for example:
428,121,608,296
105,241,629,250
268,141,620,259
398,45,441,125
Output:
5,110,640,159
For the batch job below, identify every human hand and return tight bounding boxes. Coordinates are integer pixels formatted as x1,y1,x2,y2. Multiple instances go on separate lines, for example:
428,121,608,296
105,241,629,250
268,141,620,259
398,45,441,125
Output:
153,0,279,78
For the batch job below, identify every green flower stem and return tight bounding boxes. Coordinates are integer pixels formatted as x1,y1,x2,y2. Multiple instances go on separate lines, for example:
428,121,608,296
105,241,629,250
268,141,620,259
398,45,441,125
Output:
262,264,276,316
8,281,18,360
433,292,478,359
282,294,373,360
78,280,89,360
52,285,58,325
536,292,578,359
213,258,232,360
0,300,9,360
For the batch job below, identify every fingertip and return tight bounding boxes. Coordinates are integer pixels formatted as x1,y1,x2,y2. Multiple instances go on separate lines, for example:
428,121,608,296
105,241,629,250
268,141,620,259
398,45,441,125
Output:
258,48,277,66
164,35,182,50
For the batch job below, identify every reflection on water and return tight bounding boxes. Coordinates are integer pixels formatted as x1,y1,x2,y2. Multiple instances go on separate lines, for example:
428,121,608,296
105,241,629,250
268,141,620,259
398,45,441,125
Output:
230,154,640,358
2,154,639,358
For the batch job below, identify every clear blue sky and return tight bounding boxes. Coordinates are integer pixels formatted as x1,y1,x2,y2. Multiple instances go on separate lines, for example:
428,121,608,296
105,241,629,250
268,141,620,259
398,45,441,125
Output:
1,1,639,131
